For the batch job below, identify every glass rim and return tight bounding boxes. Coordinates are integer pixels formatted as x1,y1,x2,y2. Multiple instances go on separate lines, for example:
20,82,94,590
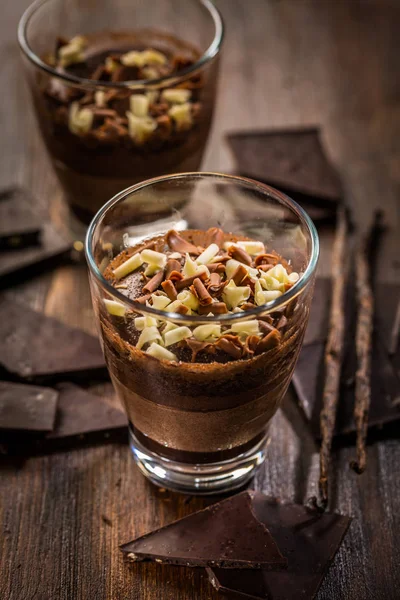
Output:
17,0,224,90
85,172,319,324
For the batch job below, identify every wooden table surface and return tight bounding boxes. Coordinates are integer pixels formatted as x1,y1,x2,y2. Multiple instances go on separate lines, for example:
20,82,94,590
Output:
1,1,400,599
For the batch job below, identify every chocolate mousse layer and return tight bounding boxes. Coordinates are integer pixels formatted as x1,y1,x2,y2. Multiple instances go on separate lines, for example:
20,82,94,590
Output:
32,31,218,222
98,228,312,462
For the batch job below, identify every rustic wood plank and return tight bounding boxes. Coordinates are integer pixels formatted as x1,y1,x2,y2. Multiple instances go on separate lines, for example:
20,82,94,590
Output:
0,1,399,599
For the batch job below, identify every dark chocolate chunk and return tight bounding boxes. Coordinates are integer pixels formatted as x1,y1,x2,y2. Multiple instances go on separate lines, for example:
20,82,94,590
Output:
0,189,71,287
293,278,400,438
46,383,127,441
0,188,42,250
208,493,351,600
0,381,58,432
0,298,107,382
121,491,287,569
227,128,342,207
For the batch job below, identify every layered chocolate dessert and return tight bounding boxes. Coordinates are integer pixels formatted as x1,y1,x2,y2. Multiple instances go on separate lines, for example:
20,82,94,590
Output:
98,228,310,463
32,31,218,221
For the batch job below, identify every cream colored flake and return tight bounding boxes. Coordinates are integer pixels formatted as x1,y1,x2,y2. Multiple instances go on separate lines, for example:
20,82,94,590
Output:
146,342,178,362
126,112,157,144
193,324,221,341
112,252,143,279
168,103,193,130
164,326,192,347
161,88,192,104
222,280,251,309
68,102,93,135
104,299,126,317
196,244,219,265
151,295,171,310
130,95,149,118
136,326,162,350
95,90,106,107
231,320,260,336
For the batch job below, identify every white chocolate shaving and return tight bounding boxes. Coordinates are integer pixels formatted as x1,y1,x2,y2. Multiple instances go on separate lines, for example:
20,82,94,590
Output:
68,102,93,135
126,112,157,144
146,342,178,362
105,57,118,72
113,252,143,279
121,49,167,67
164,326,192,347
146,90,159,104
260,275,285,292
222,280,251,309
151,294,171,310
168,103,193,130
136,326,162,350
193,324,221,342
182,253,198,277
104,299,126,317
196,244,220,265
236,241,265,255
130,95,149,118
288,272,300,284
225,259,258,280
141,249,167,268
95,90,106,108
231,320,260,336
177,290,199,311
162,322,179,334
134,315,158,330
58,36,87,67
255,289,282,306
161,89,192,104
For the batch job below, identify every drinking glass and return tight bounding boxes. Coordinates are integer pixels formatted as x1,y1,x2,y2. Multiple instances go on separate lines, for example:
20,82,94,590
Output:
18,0,224,223
85,172,319,494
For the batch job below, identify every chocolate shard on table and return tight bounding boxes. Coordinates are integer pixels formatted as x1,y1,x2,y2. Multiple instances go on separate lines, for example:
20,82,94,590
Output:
226,127,341,220
121,491,287,569
0,188,42,251
0,298,107,382
293,278,400,439
0,188,72,287
45,383,127,442
207,493,351,600
0,381,58,432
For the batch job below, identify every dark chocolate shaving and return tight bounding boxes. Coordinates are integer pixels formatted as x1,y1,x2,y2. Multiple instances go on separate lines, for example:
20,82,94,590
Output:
165,258,181,279
244,335,260,356
198,302,228,315
206,262,226,273
192,278,213,305
319,207,349,508
175,271,208,292
255,253,279,267
215,335,244,359
161,279,177,301
206,227,224,247
232,264,249,285
168,270,184,282
184,338,215,362
255,330,281,354
142,269,164,294
166,230,199,254
350,212,383,474
229,245,252,266
135,294,151,304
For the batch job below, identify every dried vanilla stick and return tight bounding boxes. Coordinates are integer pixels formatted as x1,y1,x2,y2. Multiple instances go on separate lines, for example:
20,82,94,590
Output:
351,211,384,474
319,207,349,509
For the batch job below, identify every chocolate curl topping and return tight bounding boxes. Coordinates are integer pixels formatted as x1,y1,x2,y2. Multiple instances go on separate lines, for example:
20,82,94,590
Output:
258,320,278,335
232,264,249,285
208,273,229,296
161,279,178,301
165,258,181,279
216,335,243,359
206,263,226,274
168,270,184,282
198,302,228,315
206,227,224,247
192,278,213,305
244,335,260,356
241,302,256,310
228,245,252,266
184,338,215,362
174,303,189,314
255,330,281,354
175,271,208,292
166,230,199,254
208,272,221,288
142,270,165,294
136,294,151,304
254,253,279,267
277,315,288,330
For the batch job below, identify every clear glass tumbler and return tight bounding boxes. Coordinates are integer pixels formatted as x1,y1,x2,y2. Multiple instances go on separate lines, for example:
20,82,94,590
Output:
18,0,223,223
85,172,319,494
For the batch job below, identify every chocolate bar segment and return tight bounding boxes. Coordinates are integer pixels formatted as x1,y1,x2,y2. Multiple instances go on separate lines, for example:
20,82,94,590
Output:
208,493,351,600
0,381,58,432
0,299,107,381
121,491,287,569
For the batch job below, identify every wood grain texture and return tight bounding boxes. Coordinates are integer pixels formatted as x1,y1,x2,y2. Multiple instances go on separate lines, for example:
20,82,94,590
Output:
1,1,400,599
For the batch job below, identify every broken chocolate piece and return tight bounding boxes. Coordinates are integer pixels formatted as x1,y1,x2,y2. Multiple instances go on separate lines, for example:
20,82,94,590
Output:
161,279,177,301
166,230,199,254
0,381,58,432
46,383,127,441
293,278,400,438
227,128,342,207
142,269,164,294
0,299,107,381
192,277,213,305
0,188,42,250
0,189,71,287
208,492,351,600
121,491,287,569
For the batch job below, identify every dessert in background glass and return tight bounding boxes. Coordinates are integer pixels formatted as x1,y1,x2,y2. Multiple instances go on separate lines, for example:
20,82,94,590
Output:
85,173,319,494
18,0,223,223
